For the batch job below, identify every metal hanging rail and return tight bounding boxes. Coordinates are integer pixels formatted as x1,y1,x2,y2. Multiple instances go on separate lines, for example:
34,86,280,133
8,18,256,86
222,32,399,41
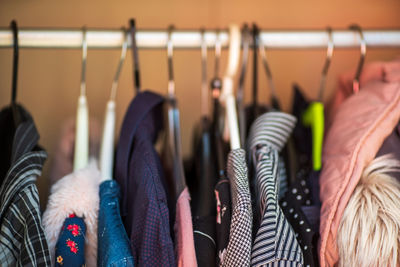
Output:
0,28,400,49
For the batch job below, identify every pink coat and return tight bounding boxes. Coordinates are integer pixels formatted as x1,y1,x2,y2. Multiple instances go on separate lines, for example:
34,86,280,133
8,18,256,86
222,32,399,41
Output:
319,59,400,267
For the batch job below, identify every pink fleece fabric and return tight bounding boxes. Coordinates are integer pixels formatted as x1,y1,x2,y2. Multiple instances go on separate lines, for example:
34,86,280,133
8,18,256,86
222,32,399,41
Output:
319,59,400,267
42,161,102,267
174,187,197,267
49,117,101,185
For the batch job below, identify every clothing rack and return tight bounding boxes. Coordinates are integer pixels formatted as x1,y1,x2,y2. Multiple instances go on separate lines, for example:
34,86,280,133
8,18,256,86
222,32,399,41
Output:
0,28,400,49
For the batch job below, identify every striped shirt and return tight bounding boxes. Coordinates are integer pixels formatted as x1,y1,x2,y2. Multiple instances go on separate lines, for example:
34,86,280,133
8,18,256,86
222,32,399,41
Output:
0,106,51,266
248,112,304,267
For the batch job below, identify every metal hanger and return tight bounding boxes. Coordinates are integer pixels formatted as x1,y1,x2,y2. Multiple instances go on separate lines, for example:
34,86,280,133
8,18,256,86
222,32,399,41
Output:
100,28,128,181
349,24,366,93
166,24,186,199
201,28,209,117
73,27,89,171
252,23,259,117
258,28,280,109
318,27,334,101
237,24,251,147
10,20,21,127
129,19,141,93
211,29,222,94
167,25,175,98
302,27,334,171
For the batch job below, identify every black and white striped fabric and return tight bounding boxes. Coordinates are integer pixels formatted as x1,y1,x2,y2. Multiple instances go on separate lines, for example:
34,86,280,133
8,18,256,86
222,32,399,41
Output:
222,148,253,267
248,112,304,267
0,105,51,266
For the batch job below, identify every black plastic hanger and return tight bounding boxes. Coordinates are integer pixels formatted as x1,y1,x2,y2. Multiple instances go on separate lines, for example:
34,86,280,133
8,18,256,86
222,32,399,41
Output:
237,24,251,147
210,29,225,176
10,20,21,127
129,19,141,93
252,23,259,119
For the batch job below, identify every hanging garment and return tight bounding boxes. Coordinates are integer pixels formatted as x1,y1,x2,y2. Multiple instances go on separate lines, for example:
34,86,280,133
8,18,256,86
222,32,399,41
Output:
97,180,134,267
319,65,400,267
55,214,86,267
248,112,304,267
280,178,319,267
175,187,197,267
189,118,217,267
161,97,197,266
326,57,400,129
42,160,101,267
214,175,231,266
222,149,252,267
114,91,175,267
246,105,289,199
211,104,231,267
0,105,51,266
49,117,101,185
282,86,321,267
289,85,321,230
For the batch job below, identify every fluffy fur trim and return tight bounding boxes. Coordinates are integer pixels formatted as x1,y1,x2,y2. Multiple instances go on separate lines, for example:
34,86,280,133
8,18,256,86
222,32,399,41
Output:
338,154,400,267
42,160,101,267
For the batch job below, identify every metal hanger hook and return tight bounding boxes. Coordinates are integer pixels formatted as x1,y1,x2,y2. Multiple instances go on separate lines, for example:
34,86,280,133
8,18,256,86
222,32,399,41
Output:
238,24,250,94
110,28,128,100
258,28,277,103
167,25,175,97
318,27,334,101
349,24,366,93
10,20,19,104
214,28,221,78
80,26,88,96
201,28,208,116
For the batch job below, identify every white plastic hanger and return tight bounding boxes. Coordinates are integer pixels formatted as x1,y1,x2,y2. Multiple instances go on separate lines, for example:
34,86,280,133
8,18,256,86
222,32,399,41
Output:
73,27,89,171
99,29,128,181
220,24,241,150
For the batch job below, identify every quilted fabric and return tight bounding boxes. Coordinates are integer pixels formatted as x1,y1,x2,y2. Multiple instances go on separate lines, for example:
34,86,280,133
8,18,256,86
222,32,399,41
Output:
319,63,400,267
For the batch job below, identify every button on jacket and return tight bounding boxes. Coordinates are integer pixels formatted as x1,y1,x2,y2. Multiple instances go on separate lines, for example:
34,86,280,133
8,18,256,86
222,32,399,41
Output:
115,91,175,267
0,105,51,266
248,112,303,267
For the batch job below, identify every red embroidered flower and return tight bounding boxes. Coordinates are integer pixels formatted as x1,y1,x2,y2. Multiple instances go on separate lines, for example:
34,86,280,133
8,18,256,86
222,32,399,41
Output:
70,246,78,254
67,224,81,237
66,239,78,254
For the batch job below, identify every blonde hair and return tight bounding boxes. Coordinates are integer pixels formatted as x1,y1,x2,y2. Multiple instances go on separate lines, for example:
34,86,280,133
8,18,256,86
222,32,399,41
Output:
337,154,400,267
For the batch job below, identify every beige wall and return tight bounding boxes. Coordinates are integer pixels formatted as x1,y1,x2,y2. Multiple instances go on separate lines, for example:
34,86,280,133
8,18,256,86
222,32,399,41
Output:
1,0,400,207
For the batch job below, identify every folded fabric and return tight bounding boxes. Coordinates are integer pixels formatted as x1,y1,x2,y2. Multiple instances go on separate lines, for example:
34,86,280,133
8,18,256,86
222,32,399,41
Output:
43,160,101,267
319,69,400,266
